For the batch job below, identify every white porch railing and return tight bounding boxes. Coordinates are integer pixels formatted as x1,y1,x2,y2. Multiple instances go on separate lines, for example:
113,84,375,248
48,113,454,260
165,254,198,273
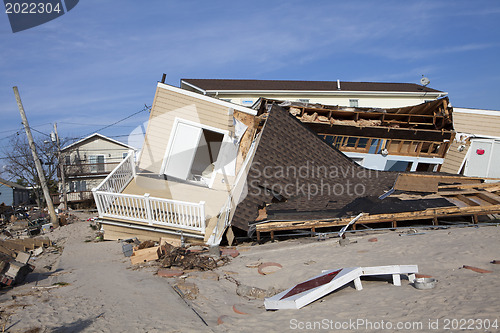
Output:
95,152,136,194
92,152,206,234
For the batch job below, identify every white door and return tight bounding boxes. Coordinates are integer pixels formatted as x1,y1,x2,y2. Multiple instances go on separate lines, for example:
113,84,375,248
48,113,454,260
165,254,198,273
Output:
163,122,202,180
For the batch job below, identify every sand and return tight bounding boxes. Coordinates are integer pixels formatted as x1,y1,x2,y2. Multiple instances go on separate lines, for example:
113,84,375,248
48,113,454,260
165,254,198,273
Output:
1,215,499,332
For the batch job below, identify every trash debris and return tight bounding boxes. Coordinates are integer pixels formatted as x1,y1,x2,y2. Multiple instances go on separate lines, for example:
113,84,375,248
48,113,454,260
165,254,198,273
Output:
159,243,229,271
130,246,160,265
232,303,251,315
413,277,436,290
236,284,279,300
462,265,493,273
368,237,378,242
173,281,199,300
157,269,184,278
491,260,500,264
221,248,239,258
246,261,262,268
257,262,282,275
0,251,34,287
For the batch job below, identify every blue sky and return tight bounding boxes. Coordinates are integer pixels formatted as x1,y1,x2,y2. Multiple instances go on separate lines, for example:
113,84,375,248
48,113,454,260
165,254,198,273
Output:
1,0,499,154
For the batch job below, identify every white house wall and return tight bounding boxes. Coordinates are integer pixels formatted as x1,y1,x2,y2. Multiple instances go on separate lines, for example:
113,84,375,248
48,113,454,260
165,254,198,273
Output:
65,138,131,168
211,93,439,108
345,152,443,172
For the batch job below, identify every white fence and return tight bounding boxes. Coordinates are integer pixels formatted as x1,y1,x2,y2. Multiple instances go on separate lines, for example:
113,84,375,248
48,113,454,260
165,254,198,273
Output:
92,152,206,234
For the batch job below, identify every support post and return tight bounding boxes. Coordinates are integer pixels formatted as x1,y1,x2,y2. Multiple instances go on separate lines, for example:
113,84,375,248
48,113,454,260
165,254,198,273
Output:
53,123,67,211
432,216,438,226
392,274,401,286
353,277,363,291
13,87,58,227
144,193,153,225
199,201,205,230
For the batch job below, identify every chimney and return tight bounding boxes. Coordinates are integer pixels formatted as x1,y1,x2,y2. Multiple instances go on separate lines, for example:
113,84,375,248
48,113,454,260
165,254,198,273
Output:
161,73,166,84
337,79,341,90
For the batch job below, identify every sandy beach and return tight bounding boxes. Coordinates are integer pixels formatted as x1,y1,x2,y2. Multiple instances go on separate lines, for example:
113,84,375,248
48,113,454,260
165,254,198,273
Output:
1,213,499,332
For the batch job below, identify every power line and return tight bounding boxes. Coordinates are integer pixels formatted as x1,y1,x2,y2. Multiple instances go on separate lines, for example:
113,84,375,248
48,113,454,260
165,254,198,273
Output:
82,105,150,138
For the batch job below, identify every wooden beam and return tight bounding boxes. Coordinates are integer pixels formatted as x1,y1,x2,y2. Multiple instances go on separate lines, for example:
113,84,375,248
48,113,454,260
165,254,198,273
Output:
255,204,500,233
455,194,481,207
438,182,500,190
475,192,500,205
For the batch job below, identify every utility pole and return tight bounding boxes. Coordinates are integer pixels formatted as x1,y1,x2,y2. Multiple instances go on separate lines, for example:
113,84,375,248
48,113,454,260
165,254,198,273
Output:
13,86,59,227
53,123,67,211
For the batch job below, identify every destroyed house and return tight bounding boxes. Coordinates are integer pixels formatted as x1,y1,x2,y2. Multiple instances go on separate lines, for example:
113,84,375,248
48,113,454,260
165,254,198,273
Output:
93,83,258,245
93,81,500,245
254,98,454,172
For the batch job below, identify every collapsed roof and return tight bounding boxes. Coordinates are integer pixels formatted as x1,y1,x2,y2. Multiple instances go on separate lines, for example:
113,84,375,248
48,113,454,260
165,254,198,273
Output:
230,101,499,237
254,97,454,142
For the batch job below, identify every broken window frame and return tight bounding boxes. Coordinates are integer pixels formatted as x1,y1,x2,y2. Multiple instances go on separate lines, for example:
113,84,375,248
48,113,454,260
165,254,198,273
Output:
160,117,231,188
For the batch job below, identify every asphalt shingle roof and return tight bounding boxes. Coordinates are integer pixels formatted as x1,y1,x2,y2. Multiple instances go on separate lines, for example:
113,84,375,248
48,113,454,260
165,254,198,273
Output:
182,79,443,93
230,104,399,232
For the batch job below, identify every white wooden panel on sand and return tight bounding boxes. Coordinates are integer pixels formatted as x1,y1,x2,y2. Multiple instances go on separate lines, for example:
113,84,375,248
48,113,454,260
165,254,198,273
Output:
265,265,418,310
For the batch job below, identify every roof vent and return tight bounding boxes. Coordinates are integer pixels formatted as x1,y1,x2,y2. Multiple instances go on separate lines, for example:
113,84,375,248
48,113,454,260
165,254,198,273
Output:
337,79,341,90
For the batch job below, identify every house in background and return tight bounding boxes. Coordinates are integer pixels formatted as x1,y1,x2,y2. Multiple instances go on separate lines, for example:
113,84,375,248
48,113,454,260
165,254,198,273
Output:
0,178,30,206
180,78,447,108
57,133,136,206
441,107,500,179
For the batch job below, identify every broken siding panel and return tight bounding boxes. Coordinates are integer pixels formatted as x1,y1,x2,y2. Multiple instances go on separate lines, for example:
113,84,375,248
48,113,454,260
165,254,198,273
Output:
441,142,469,174
139,87,235,173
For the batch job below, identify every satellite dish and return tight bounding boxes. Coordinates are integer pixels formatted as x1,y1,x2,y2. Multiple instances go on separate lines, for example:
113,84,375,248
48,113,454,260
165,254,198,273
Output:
420,76,430,86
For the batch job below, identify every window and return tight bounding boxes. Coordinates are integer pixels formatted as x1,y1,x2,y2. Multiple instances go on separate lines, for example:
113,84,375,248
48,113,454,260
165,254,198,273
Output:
89,155,105,173
357,138,369,149
298,99,310,103
69,180,87,192
65,155,71,165
349,99,359,107
122,152,128,159
161,119,229,187
345,137,358,148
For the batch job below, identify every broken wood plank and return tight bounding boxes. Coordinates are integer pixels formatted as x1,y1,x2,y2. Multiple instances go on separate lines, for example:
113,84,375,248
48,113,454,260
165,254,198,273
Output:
438,182,500,190
463,265,492,274
455,194,481,207
256,204,500,233
130,246,160,265
475,192,500,205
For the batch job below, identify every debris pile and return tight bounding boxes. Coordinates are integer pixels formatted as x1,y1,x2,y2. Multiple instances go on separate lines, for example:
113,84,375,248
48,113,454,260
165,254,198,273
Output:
128,239,232,272
159,244,228,271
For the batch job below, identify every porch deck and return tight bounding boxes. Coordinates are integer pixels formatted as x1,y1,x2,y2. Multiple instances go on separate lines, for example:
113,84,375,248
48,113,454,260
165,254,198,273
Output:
122,173,229,219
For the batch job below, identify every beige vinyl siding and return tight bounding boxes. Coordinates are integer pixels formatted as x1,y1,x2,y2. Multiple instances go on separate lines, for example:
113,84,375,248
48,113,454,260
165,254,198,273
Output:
441,141,469,174
453,112,500,137
65,137,130,167
139,86,234,174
